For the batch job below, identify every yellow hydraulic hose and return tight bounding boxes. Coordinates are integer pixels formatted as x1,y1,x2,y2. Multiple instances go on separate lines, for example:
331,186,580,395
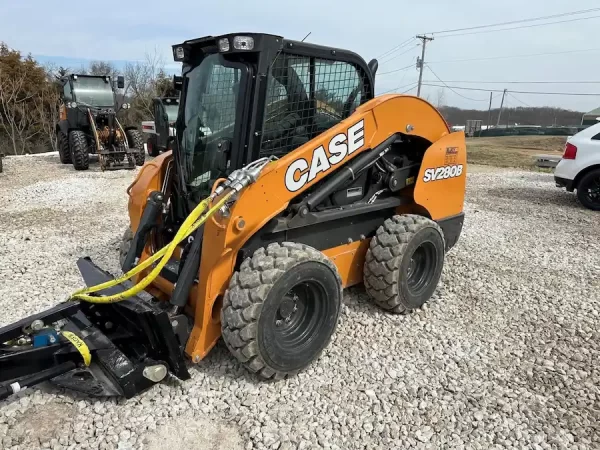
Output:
70,190,234,304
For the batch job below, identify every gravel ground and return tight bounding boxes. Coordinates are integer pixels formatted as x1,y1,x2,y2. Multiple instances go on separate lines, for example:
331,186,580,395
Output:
0,155,599,450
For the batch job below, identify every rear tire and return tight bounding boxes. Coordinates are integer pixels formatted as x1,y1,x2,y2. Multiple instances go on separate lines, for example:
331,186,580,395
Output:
147,135,160,157
126,129,145,166
58,131,71,164
69,130,89,171
221,242,342,380
576,168,600,211
364,214,445,314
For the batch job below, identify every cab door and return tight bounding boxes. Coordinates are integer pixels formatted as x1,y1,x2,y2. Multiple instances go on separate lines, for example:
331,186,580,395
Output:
153,98,169,150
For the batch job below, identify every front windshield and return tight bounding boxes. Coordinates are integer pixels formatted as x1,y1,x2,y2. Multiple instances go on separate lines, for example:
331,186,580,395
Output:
165,104,179,122
72,77,115,107
180,53,242,198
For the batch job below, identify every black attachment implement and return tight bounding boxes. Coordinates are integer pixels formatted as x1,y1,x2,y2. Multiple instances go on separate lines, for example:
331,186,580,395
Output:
0,257,190,401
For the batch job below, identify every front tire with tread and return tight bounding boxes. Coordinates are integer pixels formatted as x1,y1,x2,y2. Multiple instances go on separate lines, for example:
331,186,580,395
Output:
221,242,342,380
364,214,445,314
58,131,71,164
126,129,145,166
69,130,89,170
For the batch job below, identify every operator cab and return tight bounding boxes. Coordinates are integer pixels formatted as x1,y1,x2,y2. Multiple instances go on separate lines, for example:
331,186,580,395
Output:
170,33,378,206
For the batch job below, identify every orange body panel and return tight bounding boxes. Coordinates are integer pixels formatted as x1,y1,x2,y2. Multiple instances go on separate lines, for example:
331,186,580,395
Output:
413,132,467,220
127,152,171,232
125,94,467,361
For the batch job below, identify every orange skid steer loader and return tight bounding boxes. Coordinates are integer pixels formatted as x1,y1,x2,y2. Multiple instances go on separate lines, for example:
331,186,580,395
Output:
0,33,466,400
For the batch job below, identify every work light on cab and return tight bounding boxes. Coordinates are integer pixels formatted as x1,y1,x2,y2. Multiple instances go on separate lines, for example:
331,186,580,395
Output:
218,38,230,52
233,36,254,50
173,46,186,61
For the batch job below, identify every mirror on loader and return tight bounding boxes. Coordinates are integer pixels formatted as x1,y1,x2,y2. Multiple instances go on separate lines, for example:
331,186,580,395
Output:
117,76,125,89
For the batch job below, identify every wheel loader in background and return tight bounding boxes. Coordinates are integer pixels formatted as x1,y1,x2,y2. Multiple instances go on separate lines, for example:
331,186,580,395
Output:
56,74,145,171
141,97,179,157
0,33,467,401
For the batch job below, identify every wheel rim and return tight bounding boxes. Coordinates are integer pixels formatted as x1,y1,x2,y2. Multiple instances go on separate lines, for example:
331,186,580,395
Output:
272,281,327,352
583,176,600,206
406,241,438,296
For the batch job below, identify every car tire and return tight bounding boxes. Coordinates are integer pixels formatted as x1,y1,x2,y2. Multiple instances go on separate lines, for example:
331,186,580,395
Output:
577,168,600,211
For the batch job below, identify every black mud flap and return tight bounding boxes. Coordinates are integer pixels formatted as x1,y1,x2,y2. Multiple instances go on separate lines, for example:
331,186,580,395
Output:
0,258,191,401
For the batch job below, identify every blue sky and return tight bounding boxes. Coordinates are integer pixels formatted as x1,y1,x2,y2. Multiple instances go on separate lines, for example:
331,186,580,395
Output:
1,0,599,112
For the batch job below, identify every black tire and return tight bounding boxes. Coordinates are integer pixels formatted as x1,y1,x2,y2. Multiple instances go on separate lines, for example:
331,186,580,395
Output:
576,168,600,211
147,135,160,157
69,130,89,171
221,242,342,380
364,214,445,314
58,131,71,164
119,227,133,270
126,129,145,166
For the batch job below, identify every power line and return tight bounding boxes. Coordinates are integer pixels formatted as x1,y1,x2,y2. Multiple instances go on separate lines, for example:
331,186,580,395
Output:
377,63,415,76
379,44,420,64
508,93,533,108
426,7,600,35
422,79,600,85
425,66,489,102
432,14,600,38
422,83,600,96
380,81,420,95
376,37,416,60
428,47,600,64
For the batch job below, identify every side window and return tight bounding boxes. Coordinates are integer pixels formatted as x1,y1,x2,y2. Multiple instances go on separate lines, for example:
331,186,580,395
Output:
592,132,600,141
314,59,363,123
260,55,366,158
260,55,311,157
63,82,73,102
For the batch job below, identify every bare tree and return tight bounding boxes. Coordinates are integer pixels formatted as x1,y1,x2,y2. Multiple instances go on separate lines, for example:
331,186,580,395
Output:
123,49,170,122
88,60,118,78
0,66,41,154
436,88,446,109
36,67,62,151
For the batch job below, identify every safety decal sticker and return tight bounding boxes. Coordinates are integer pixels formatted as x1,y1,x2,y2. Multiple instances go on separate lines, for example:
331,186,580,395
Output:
444,147,459,165
423,164,464,183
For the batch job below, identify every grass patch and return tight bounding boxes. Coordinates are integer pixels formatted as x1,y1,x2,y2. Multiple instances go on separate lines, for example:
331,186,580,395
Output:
466,136,566,170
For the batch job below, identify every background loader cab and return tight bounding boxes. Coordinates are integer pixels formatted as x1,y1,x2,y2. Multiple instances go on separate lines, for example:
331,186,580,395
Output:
142,96,179,157
56,74,146,170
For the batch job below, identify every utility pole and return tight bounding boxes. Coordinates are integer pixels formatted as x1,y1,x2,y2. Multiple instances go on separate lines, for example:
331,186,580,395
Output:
496,89,507,127
416,35,434,97
486,91,493,130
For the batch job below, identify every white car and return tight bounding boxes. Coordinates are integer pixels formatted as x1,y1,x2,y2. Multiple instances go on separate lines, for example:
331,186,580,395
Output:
554,122,600,211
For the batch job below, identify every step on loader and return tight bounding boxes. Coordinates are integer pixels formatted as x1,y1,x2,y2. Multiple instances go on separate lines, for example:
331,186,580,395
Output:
55,74,145,171
1,33,467,401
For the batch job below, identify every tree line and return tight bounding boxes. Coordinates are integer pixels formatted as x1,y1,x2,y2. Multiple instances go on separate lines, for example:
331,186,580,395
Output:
439,105,585,128
0,43,175,155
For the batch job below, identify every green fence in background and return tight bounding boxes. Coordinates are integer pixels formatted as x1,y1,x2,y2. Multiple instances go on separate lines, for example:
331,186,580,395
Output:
473,126,587,137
